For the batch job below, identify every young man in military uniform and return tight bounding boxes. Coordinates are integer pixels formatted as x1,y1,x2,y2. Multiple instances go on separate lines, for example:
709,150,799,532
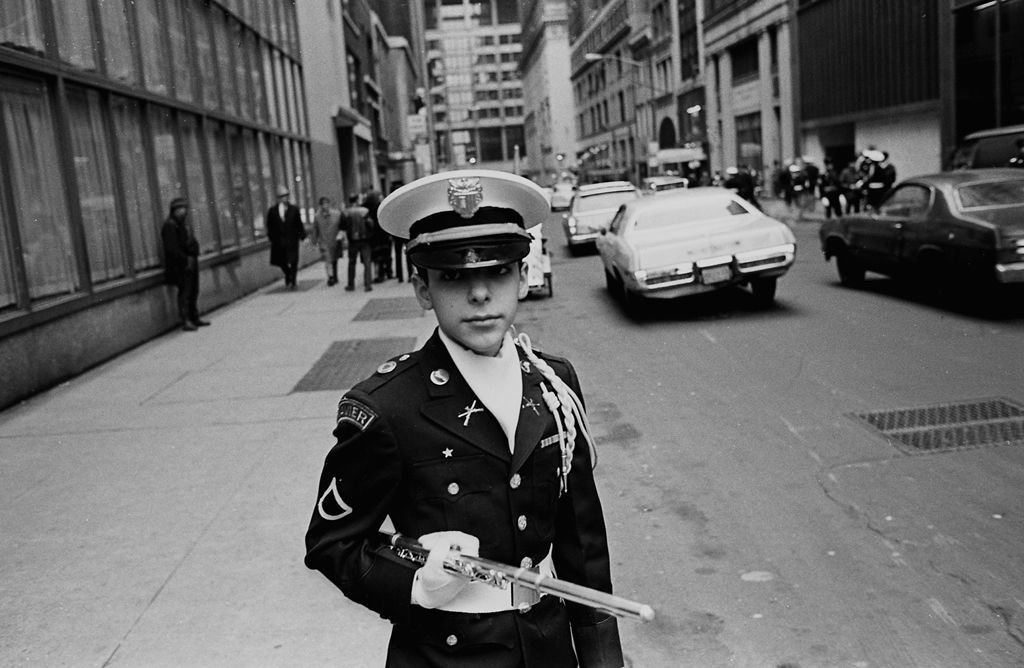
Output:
305,170,624,667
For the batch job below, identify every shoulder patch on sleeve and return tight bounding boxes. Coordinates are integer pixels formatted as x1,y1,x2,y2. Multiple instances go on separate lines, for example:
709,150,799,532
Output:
336,398,378,431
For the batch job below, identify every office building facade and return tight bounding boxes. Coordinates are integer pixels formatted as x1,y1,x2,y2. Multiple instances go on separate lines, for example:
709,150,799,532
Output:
0,0,313,409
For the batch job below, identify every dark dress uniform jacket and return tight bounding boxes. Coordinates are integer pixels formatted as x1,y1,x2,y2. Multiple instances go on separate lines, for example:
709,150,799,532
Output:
266,202,305,268
305,331,623,667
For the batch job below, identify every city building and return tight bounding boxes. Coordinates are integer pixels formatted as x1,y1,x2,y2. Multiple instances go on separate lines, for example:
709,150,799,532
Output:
423,0,526,172
703,0,793,178
794,0,944,179
519,0,577,185
0,0,313,410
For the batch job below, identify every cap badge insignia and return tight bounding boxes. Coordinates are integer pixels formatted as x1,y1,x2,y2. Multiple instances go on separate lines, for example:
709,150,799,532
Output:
447,177,483,218
463,248,482,264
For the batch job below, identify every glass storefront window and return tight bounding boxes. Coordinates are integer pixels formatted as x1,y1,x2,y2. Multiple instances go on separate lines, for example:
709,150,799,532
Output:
0,1,45,56
178,113,215,253
137,0,171,95
275,52,290,130
192,0,220,109
53,0,98,70
0,166,18,310
67,86,125,284
97,0,137,84
208,122,238,250
110,97,160,271
229,125,255,243
255,132,274,235
149,106,185,222
1,77,78,300
167,0,195,103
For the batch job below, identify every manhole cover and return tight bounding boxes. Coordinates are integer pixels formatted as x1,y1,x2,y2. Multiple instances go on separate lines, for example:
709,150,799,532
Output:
354,297,425,321
266,279,320,294
848,397,1024,453
292,337,417,392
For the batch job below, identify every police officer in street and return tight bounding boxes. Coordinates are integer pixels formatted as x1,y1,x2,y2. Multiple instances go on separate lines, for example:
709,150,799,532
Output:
304,169,624,667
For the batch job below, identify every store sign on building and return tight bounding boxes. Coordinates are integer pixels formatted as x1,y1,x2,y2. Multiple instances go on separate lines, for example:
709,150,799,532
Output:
407,114,427,138
731,80,762,114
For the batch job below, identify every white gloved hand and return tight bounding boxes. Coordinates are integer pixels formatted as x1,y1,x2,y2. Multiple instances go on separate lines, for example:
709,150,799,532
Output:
410,531,480,609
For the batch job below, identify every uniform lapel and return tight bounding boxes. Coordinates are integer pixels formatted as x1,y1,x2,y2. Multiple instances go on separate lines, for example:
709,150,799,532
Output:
511,348,551,473
418,333,511,462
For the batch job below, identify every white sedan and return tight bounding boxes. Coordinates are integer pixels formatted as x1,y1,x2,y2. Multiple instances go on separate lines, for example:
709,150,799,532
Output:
596,187,796,310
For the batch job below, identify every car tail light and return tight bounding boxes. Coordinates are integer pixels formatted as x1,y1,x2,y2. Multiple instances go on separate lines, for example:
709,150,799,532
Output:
567,216,577,232
634,263,695,286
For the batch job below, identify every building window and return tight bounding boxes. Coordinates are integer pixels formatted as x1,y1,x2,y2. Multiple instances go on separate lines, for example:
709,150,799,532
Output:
505,125,525,156
53,0,98,70
167,0,195,102
731,38,759,85
0,1,44,56
110,97,160,271
149,106,185,229
67,86,125,284
179,113,215,253
208,122,237,250
137,0,171,95
735,111,762,172
192,2,220,108
214,11,238,115
98,0,137,84
0,77,78,301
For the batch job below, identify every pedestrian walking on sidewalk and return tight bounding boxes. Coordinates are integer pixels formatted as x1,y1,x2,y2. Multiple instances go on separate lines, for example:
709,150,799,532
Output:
304,169,624,667
160,197,209,331
311,196,343,286
267,185,306,289
342,194,373,292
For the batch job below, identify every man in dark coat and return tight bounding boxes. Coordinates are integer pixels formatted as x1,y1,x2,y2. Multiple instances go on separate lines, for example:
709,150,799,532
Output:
305,170,625,667
266,185,306,288
160,197,209,331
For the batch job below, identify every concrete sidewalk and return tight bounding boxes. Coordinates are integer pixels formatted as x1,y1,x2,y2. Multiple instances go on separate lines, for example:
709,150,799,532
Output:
0,265,436,666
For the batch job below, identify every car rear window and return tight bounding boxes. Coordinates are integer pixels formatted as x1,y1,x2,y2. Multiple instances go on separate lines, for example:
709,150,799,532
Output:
957,179,1024,209
634,198,749,231
575,190,637,212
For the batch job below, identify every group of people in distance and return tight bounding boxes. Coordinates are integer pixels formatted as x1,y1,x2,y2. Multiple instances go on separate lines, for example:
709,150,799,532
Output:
307,190,405,292
773,149,897,219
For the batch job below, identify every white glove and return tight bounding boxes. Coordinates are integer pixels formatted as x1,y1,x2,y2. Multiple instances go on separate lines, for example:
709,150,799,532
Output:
410,531,479,609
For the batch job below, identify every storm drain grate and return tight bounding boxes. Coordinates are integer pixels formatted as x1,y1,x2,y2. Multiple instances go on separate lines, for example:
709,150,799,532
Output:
848,397,1024,453
354,297,426,321
266,279,320,294
292,337,417,392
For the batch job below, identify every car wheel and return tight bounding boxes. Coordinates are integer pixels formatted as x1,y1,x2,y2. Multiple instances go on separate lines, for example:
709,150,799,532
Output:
836,251,865,287
751,276,777,306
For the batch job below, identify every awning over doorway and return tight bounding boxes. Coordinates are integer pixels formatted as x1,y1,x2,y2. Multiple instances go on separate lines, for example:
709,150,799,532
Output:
655,147,706,163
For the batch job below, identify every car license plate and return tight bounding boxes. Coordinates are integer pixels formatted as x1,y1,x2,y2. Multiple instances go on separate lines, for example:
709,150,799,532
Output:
701,265,731,284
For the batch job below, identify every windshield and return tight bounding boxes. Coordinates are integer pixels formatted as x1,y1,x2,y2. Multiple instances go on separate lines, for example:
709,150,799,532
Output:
957,179,1024,209
575,190,637,212
634,198,750,231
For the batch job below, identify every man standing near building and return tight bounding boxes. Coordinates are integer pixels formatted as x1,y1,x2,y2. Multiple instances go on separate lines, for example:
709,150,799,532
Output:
342,194,373,292
267,185,306,289
161,197,210,331
311,196,343,286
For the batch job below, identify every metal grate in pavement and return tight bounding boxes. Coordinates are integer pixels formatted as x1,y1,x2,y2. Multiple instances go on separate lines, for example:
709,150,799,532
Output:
354,297,426,321
848,398,1024,453
266,279,321,294
292,337,417,392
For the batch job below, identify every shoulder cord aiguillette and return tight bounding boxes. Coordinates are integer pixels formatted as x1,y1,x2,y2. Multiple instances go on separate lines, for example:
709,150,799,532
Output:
515,331,598,494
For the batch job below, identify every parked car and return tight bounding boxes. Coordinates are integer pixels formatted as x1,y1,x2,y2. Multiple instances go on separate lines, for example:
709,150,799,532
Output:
947,124,1024,170
522,223,553,298
596,187,796,311
819,169,1024,288
562,181,640,252
641,175,689,195
550,182,575,210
